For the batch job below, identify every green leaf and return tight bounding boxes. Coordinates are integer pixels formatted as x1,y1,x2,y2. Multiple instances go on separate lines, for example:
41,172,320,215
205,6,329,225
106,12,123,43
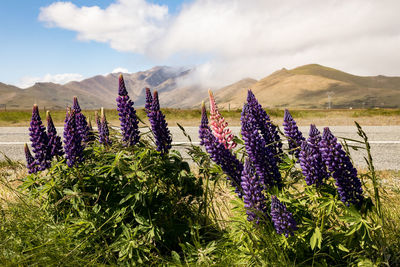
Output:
310,227,322,250
171,251,181,264
338,244,349,252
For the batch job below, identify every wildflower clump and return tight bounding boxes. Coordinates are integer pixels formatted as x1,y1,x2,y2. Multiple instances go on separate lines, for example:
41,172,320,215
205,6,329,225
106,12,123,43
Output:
283,109,305,158
246,90,282,159
241,159,267,223
320,127,364,206
29,104,51,171
145,87,153,114
241,103,282,189
146,89,172,154
24,143,37,174
63,108,84,167
116,75,140,146
46,111,64,159
199,101,243,196
270,195,297,237
73,96,90,143
208,89,237,150
98,107,112,146
299,124,328,186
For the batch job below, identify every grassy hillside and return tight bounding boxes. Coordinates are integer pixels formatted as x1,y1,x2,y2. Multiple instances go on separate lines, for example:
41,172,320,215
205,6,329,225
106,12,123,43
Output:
214,64,400,109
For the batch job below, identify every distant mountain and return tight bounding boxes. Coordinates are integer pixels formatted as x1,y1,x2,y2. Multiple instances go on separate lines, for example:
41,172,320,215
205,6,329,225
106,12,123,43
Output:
213,64,400,109
2,64,400,110
0,66,194,110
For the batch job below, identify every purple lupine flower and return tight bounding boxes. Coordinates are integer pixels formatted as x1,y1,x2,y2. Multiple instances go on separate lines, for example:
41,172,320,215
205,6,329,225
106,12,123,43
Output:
24,143,38,174
86,117,95,142
46,111,64,158
271,195,297,237
73,96,90,143
241,159,267,223
99,107,112,145
320,127,364,206
241,104,282,189
147,90,172,154
29,104,51,171
283,109,305,158
116,75,140,146
95,111,101,131
95,110,102,143
246,90,283,160
199,101,243,196
299,125,328,186
145,88,153,115
63,108,84,167
308,124,321,147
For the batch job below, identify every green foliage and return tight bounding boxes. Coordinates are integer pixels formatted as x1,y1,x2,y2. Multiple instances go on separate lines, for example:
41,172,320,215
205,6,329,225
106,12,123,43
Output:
20,134,211,264
2,121,400,265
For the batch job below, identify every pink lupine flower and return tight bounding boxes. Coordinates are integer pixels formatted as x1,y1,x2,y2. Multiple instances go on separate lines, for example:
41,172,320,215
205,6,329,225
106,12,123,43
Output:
208,89,237,150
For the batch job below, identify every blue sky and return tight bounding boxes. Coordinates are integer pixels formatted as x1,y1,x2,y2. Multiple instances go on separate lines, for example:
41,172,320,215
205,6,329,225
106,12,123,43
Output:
1,0,400,88
0,0,192,87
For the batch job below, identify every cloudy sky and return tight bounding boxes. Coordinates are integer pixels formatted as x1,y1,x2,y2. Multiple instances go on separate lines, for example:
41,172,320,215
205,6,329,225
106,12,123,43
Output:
1,0,400,88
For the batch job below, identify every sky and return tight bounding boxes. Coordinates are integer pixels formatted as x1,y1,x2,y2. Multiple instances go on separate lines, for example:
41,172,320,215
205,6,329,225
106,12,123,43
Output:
1,0,400,89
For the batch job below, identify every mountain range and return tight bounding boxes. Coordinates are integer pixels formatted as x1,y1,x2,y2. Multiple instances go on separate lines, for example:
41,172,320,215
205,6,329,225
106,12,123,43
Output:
212,64,400,109
0,64,399,110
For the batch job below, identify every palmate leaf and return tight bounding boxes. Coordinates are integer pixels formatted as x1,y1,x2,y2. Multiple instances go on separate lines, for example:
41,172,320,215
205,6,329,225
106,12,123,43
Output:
310,227,322,250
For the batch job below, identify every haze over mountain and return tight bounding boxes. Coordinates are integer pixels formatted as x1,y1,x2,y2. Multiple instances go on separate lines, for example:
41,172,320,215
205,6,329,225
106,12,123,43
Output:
0,64,399,110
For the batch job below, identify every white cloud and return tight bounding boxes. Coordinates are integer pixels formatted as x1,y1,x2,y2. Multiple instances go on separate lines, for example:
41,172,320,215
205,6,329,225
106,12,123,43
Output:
39,0,400,88
18,73,84,88
111,67,129,73
39,0,168,53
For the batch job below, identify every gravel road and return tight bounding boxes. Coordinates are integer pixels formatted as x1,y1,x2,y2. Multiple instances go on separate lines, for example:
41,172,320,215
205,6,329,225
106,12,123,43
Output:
1,126,399,170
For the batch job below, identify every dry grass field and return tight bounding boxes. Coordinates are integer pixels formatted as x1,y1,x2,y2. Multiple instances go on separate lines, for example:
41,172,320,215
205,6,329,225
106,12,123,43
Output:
0,108,399,127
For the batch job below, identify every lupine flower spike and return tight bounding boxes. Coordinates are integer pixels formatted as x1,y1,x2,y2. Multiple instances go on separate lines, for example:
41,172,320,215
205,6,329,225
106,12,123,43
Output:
208,89,237,150
199,101,243,196
99,107,112,145
145,88,153,115
241,159,267,223
271,195,298,237
116,75,140,146
24,143,37,174
320,127,364,206
283,109,305,158
241,104,282,189
86,117,95,142
147,90,172,154
246,90,282,160
29,104,51,171
95,111,101,131
46,111,64,159
299,125,328,186
73,96,90,143
63,108,84,167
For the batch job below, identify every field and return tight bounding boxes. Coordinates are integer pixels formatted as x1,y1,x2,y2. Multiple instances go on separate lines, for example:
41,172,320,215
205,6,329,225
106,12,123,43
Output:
0,108,399,127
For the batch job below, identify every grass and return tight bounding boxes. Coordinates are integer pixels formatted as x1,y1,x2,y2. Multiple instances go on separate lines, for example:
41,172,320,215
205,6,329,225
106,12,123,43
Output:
1,108,400,127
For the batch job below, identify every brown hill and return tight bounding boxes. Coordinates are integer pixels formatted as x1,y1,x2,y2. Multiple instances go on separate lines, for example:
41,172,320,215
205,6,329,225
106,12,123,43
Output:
0,83,21,108
213,64,400,109
1,66,192,110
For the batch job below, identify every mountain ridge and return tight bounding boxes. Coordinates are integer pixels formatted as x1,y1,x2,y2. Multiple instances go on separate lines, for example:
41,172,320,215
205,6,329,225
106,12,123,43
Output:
1,64,399,110
213,64,400,109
